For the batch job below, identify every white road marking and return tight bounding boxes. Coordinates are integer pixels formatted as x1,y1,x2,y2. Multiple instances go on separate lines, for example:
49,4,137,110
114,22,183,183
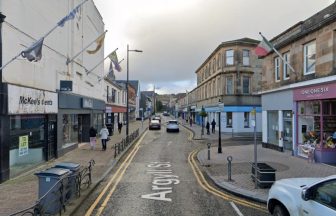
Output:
230,201,244,216
167,141,172,146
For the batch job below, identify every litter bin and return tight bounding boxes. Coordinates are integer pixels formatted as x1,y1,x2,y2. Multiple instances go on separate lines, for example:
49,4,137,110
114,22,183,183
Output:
35,168,70,214
251,162,276,188
55,162,81,200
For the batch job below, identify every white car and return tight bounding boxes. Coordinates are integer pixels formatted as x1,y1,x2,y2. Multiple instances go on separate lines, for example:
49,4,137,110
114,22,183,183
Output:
166,120,179,132
267,175,336,216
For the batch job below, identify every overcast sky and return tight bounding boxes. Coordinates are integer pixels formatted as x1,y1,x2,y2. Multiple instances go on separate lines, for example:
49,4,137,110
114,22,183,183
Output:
93,0,334,94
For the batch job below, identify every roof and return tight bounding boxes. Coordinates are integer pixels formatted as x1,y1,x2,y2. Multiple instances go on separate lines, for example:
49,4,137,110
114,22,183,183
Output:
270,2,336,50
195,37,259,73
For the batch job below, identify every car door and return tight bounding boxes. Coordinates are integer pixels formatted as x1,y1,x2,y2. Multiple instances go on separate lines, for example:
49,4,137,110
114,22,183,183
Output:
300,179,336,215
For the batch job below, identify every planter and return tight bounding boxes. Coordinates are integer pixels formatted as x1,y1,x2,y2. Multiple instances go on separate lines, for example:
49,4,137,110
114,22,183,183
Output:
251,162,276,188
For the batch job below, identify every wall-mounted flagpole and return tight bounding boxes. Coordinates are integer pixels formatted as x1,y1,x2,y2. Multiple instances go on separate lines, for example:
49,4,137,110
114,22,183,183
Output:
67,30,107,65
259,32,295,73
0,0,89,71
86,48,118,75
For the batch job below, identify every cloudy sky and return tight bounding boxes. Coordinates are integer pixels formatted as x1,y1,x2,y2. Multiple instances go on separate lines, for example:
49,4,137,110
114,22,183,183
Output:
93,0,334,94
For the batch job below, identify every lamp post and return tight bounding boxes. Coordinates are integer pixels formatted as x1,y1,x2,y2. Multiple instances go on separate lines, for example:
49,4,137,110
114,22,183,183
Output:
218,100,224,154
126,44,142,136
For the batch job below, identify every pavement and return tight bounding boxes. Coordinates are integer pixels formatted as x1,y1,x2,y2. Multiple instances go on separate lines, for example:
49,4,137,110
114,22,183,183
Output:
0,120,147,216
182,121,336,203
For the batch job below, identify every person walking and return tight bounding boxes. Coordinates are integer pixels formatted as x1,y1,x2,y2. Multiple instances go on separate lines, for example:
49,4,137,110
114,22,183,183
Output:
89,126,97,150
118,122,123,134
206,121,210,135
99,125,109,151
211,119,216,133
189,116,192,127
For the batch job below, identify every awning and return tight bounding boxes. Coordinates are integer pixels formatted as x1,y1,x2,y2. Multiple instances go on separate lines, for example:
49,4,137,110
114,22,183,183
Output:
106,105,127,113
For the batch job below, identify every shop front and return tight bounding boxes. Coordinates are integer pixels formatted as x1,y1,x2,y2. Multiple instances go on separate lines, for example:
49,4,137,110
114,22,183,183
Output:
294,82,336,163
58,92,105,156
105,105,126,135
4,84,58,179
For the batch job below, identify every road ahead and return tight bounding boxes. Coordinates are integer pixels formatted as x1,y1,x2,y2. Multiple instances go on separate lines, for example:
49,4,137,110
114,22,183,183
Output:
77,119,269,216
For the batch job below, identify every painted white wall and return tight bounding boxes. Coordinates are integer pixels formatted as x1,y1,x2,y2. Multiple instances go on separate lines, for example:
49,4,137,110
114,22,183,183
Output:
262,111,268,143
2,0,104,100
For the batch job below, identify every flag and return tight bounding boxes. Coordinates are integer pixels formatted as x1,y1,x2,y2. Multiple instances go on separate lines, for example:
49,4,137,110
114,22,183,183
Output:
21,37,44,62
108,51,122,72
107,61,115,80
87,33,106,54
57,1,85,27
254,35,273,57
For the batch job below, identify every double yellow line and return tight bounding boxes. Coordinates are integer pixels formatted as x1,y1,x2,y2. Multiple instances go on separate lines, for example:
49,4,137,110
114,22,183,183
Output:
85,131,148,216
188,150,267,212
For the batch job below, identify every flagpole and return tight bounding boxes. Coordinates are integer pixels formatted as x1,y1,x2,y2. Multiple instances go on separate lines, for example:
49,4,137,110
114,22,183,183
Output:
67,30,107,65
259,32,295,73
87,48,118,75
0,0,89,71
97,58,124,82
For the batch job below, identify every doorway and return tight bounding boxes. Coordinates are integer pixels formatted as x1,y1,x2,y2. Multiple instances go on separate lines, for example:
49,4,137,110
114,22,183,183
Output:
78,114,90,143
47,116,57,160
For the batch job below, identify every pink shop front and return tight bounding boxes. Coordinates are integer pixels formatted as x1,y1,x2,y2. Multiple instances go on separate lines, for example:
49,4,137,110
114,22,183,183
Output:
294,82,336,163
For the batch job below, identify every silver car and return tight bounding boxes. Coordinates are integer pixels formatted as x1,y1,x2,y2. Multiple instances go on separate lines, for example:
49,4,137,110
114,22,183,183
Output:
166,120,179,132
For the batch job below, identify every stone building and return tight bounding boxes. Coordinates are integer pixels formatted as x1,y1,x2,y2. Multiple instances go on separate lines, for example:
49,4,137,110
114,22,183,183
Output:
190,38,262,135
260,2,336,163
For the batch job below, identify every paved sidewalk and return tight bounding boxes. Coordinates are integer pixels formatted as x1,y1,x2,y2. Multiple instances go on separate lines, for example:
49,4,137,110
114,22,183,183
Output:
183,121,336,203
0,121,146,216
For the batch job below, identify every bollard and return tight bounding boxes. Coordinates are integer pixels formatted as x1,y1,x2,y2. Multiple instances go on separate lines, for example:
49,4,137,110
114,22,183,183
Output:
227,156,233,181
207,143,211,160
114,143,117,158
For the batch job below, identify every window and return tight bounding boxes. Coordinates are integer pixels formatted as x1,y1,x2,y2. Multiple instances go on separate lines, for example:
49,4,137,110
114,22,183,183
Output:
304,41,316,75
242,76,250,94
112,89,116,103
226,76,233,94
226,112,232,128
244,112,250,128
275,57,280,82
226,50,234,65
243,50,250,66
283,52,290,80
217,53,221,69
107,86,109,102
213,58,216,73
312,180,336,210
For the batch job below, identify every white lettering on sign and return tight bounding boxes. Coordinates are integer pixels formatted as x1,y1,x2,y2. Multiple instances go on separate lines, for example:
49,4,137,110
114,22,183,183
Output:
141,162,180,202
301,87,328,95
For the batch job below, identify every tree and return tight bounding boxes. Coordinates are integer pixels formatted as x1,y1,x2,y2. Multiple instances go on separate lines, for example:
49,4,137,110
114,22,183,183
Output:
156,100,163,112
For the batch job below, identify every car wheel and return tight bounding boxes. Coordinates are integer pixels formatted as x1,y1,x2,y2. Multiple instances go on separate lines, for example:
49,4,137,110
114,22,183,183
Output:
273,205,289,216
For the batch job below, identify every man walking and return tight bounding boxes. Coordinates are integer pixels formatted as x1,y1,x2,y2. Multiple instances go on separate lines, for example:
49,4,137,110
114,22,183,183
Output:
99,125,109,151
211,119,216,133
118,122,123,134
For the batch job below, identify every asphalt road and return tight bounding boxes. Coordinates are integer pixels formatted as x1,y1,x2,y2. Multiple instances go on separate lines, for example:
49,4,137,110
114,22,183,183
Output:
76,119,270,216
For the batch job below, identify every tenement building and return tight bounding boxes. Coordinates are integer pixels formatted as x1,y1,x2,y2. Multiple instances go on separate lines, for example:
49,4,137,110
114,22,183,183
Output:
260,2,336,163
188,38,262,135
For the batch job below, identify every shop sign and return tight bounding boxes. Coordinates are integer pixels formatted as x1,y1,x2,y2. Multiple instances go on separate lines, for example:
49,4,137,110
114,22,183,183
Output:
60,80,73,91
8,84,58,114
82,98,93,108
106,106,112,113
19,135,29,156
294,83,336,101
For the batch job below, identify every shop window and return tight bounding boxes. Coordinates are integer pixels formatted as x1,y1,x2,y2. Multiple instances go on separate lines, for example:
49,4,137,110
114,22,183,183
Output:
62,114,78,145
226,112,232,128
299,101,320,115
244,112,249,128
267,111,279,145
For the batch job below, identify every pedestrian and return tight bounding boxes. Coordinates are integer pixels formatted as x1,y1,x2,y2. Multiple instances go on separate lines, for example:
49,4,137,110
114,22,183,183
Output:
189,116,192,127
211,119,216,133
118,122,123,134
99,125,109,151
89,126,97,150
206,121,210,135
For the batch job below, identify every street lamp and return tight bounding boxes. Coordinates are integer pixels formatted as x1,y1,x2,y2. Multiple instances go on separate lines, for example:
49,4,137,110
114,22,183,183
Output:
126,44,142,136
218,100,224,153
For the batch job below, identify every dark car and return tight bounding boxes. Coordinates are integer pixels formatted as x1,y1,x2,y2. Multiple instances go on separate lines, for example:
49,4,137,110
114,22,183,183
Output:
149,119,161,130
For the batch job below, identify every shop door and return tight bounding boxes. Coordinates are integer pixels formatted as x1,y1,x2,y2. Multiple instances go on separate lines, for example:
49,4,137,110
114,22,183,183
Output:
47,120,57,160
78,114,90,143
283,111,293,151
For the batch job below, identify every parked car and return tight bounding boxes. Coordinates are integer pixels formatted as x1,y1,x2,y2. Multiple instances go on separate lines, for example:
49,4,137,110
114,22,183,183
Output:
166,120,179,132
149,119,161,130
267,175,336,216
